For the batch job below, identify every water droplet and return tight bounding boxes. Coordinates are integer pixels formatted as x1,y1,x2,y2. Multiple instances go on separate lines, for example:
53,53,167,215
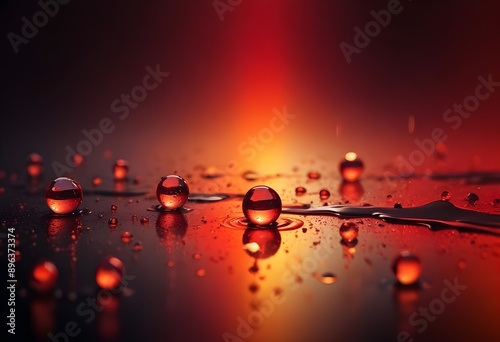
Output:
131,214,137,221
295,186,307,196
108,217,118,228
71,154,83,167
242,185,282,226
31,261,58,293
201,166,223,179
339,222,358,242
92,177,102,187
193,253,202,260
140,216,149,224
45,177,83,215
156,175,189,210
307,171,321,180
132,242,143,251
121,232,133,244
441,191,451,201
111,205,117,212
27,153,44,178
113,159,129,180
95,256,124,289
196,268,206,277
391,251,422,285
394,203,403,208
313,272,338,284
319,189,330,200
339,153,364,182
467,192,479,204
242,170,260,181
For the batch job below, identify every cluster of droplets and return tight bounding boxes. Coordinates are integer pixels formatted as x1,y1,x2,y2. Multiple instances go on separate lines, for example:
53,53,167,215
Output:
242,185,282,226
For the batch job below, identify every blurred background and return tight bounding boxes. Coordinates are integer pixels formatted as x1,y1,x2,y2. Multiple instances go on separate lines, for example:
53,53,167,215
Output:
1,0,499,177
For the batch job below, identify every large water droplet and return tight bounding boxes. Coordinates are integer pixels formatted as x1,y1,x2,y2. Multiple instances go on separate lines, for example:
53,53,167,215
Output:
113,159,129,180
45,177,83,215
95,256,124,290
156,175,189,210
339,152,364,182
391,251,422,285
27,153,44,178
242,185,282,226
339,221,358,242
31,260,58,293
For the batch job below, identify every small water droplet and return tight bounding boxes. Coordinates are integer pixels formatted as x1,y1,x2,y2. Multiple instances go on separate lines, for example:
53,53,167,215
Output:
45,177,83,215
121,232,133,244
201,166,223,179
156,175,189,210
196,268,206,277
391,251,422,285
140,216,149,224
394,203,403,208
339,222,358,242
113,159,129,180
441,191,451,201
92,177,102,187
131,214,137,221
295,186,307,196
98,213,104,219
31,260,58,293
27,153,44,178
319,189,330,200
132,242,143,251
242,170,260,181
95,256,124,289
339,152,364,182
111,205,117,212
108,217,118,228
313,272,338,284
242,185,282,226
72,154,83,167
307,171,321,180
467,192,479,204
193,253,202,260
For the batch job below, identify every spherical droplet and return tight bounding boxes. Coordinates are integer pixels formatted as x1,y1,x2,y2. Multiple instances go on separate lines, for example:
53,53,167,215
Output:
391,251,422,285
140,216,150,224
307,171,321,180
27,153,44,178
111,205,117,212
242,185,282,226
441,191,451,201
196,268,206,277
467,192,479,204
113,159,129,180
295,186,307,196
132,242,143,251
156,175,189,210
108,217,118,228
92,177,102,187
394,203,403,208
319,189,330,200
121,232,133,244
339,152,364,182
339,222,359,242
45,177,83,215
31,261,58,293
192,253,202,260
95,256,124,290
313,272,338,285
